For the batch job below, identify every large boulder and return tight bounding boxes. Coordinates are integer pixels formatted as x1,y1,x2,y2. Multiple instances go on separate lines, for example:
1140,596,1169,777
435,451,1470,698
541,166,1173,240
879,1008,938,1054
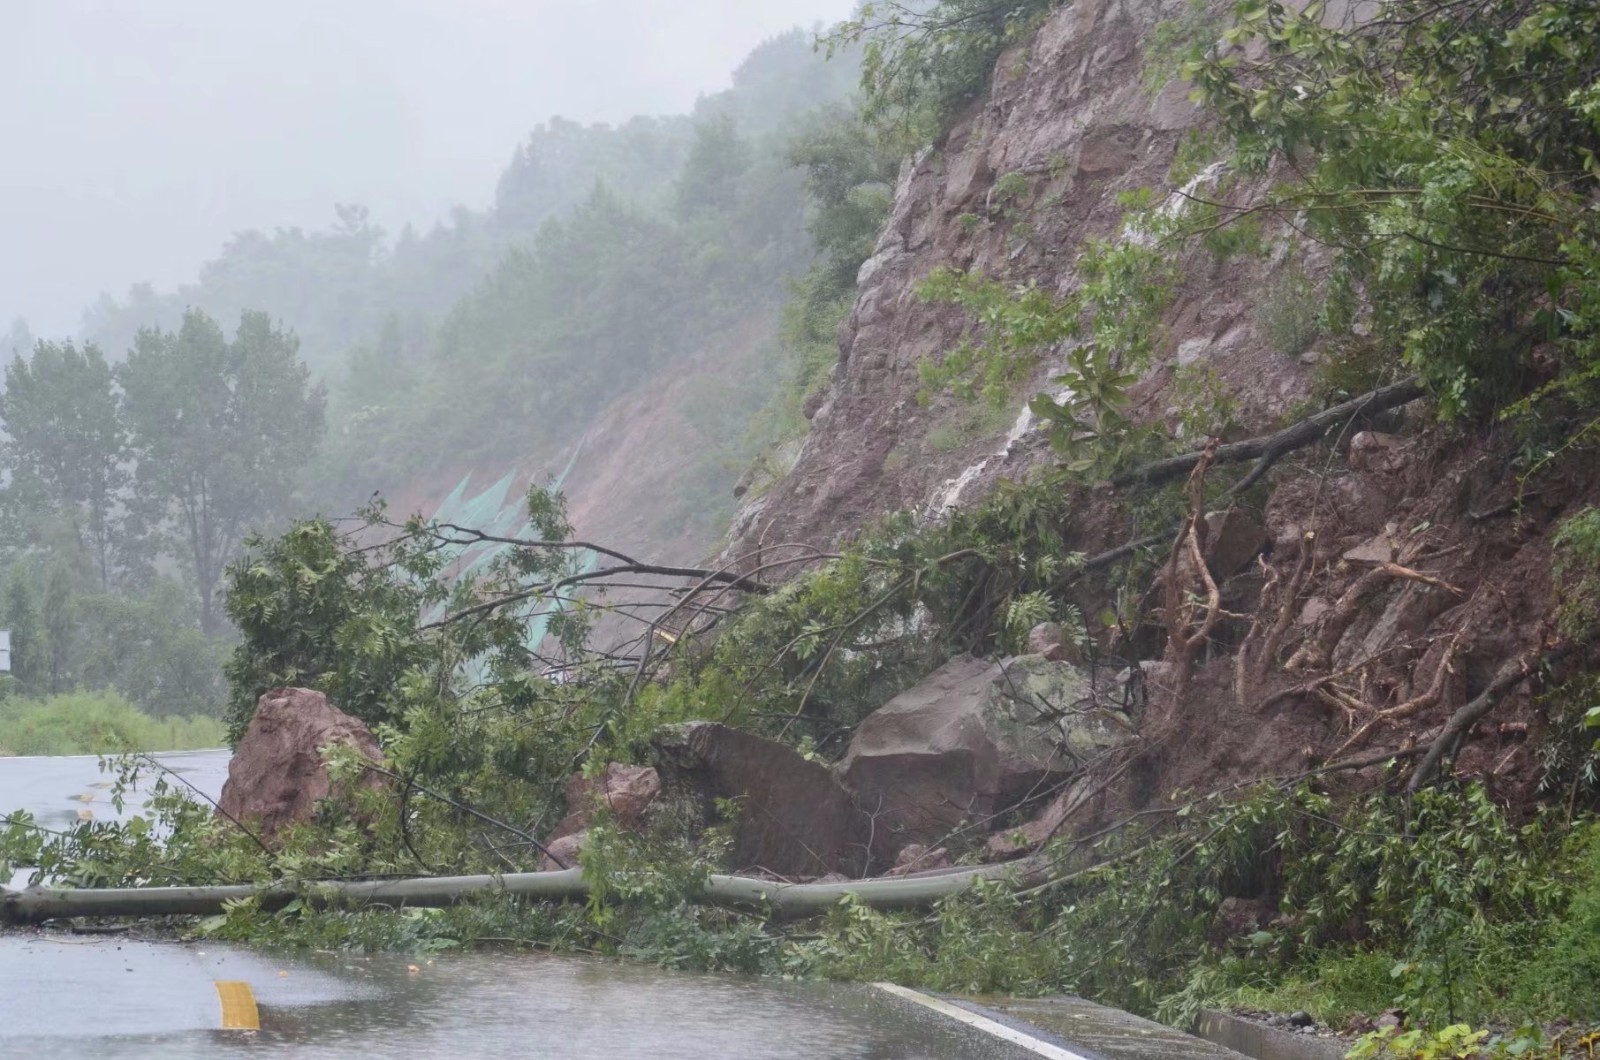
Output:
537,763,661,870
652,722,871,879
840,655,1132,855
217,687,386,838
548,763,661,842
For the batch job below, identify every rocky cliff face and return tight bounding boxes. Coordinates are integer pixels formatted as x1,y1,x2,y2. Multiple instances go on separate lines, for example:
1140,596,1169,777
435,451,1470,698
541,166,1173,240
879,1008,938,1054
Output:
725,0,1600,810
731,0,1309,557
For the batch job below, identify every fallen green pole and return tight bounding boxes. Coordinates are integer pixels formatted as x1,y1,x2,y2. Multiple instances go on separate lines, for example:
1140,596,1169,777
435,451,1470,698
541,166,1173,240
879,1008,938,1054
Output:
1,858,1051,926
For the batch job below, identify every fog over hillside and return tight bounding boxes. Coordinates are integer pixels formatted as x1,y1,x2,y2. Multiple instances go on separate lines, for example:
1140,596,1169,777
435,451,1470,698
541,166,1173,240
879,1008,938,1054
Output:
0,0,855,338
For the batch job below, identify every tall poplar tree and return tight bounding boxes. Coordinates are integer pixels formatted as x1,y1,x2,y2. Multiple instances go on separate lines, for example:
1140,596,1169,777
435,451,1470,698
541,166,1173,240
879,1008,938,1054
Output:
119,310,326,633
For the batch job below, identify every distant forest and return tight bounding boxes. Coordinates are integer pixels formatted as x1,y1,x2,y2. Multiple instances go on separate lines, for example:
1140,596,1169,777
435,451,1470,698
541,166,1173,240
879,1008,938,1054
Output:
0,28,898,720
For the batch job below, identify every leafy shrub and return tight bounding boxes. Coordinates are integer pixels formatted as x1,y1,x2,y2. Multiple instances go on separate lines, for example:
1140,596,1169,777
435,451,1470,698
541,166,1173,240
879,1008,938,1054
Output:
1185,0,1600,421
1509,825,1600,1021
1257,261,1322,358
825,0,1062,145
1553,507,1600,642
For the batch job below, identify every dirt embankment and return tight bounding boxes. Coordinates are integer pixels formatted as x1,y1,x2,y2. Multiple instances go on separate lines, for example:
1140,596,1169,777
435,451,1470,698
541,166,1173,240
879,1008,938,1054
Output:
387,309,777,569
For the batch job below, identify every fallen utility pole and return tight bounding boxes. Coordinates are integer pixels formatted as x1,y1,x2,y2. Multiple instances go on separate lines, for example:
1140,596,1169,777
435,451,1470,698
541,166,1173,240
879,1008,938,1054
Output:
1,858,1051,926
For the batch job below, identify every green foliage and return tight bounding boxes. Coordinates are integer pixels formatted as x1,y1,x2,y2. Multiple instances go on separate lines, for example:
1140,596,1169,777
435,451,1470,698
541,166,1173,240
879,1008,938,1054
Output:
0,551,225,716
0,692,222,757
918,218,1176,471
1257,258,1324,358
1183,0,1600,421
923,400,1018,453
826,0,1061,145
1553,506,1600,641
221,517,437,741
0,339,129,587
656,476,1084,753
1171,363,1242,441
221,486,591,749
735,103,899,474
675,113,755,221
1508,825,1600,1021
1345,1023,1600,1060
1143,0,1225,94
324,145,812,494
787,104,899,289
1347,1024,1491,1060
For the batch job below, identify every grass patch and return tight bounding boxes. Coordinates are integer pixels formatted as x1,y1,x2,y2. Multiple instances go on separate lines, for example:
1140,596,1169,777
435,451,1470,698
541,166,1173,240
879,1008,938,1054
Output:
0,690,223,756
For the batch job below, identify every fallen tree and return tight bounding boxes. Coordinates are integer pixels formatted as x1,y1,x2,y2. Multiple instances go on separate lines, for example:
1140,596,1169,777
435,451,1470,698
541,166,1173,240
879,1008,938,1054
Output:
0,857,1051,926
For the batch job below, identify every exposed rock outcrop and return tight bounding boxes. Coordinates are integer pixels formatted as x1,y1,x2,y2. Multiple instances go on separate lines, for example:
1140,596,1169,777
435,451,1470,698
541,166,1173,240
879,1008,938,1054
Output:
217,688,386,839
549,763,661,841
840,655,1132,857
652,722,871,878
727,0,1312,560
1026,621,1074,662
537,763,662,870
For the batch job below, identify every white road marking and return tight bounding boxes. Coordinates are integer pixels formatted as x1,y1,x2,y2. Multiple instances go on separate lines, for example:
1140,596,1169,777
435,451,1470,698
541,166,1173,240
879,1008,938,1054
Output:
872,982,1095,1060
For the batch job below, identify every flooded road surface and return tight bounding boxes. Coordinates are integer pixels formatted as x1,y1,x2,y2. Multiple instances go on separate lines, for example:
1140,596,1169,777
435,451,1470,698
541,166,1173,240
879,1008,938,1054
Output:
0,748,231,833
0,933,1054,1059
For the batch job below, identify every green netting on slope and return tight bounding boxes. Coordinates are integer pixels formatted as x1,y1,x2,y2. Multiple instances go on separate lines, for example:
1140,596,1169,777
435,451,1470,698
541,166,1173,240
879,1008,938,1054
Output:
420,450,596,676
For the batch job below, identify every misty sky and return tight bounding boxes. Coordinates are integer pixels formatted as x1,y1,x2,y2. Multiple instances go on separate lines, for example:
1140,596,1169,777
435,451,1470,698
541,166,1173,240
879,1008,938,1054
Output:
0,0,857,339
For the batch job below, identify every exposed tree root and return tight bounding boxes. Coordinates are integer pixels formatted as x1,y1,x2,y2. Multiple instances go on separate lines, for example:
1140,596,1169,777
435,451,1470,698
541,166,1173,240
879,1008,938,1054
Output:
1405,638,1573,795
1236,531,1314,707
1161,441,1223,705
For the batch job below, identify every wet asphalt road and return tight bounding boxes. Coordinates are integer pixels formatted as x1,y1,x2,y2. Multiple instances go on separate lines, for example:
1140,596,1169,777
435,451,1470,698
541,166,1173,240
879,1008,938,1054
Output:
1,748,231,889
0,933,1051,1059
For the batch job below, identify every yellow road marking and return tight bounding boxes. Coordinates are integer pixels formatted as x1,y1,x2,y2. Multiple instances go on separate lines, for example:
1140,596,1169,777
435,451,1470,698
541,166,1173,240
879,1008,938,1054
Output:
214,980,260,1031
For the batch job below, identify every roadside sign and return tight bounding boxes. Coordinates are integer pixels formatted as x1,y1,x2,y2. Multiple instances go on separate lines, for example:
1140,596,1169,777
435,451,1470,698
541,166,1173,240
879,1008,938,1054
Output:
0,630,10,673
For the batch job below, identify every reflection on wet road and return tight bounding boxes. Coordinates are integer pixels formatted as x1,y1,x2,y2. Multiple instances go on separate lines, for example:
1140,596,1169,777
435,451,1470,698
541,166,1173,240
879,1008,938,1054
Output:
0,934,1043,1059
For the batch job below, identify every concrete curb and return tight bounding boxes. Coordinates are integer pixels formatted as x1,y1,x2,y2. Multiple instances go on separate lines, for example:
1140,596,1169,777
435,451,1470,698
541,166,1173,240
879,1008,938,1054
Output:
1194,1010,1351,1060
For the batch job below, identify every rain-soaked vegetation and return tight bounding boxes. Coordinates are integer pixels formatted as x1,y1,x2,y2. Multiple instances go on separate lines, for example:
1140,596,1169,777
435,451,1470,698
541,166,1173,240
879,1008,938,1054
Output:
5,1,1600,1056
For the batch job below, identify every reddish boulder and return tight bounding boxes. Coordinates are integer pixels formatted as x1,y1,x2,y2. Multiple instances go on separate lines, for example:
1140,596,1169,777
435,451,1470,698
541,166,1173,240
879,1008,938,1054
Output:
1203,508,1268,579
652,722,871,878
538,833,585,872
217,688,385,838
840,655,1131,858
1348,430,1406,473
983,774,1098,860
1208,896,1275,945
1026,622,1074,662
548,763,661,842
537,763,661,870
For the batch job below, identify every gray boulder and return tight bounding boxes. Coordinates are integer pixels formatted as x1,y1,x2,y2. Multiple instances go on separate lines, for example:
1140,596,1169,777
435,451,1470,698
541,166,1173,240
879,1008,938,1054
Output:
840,655,1131,857
652,722,871,878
